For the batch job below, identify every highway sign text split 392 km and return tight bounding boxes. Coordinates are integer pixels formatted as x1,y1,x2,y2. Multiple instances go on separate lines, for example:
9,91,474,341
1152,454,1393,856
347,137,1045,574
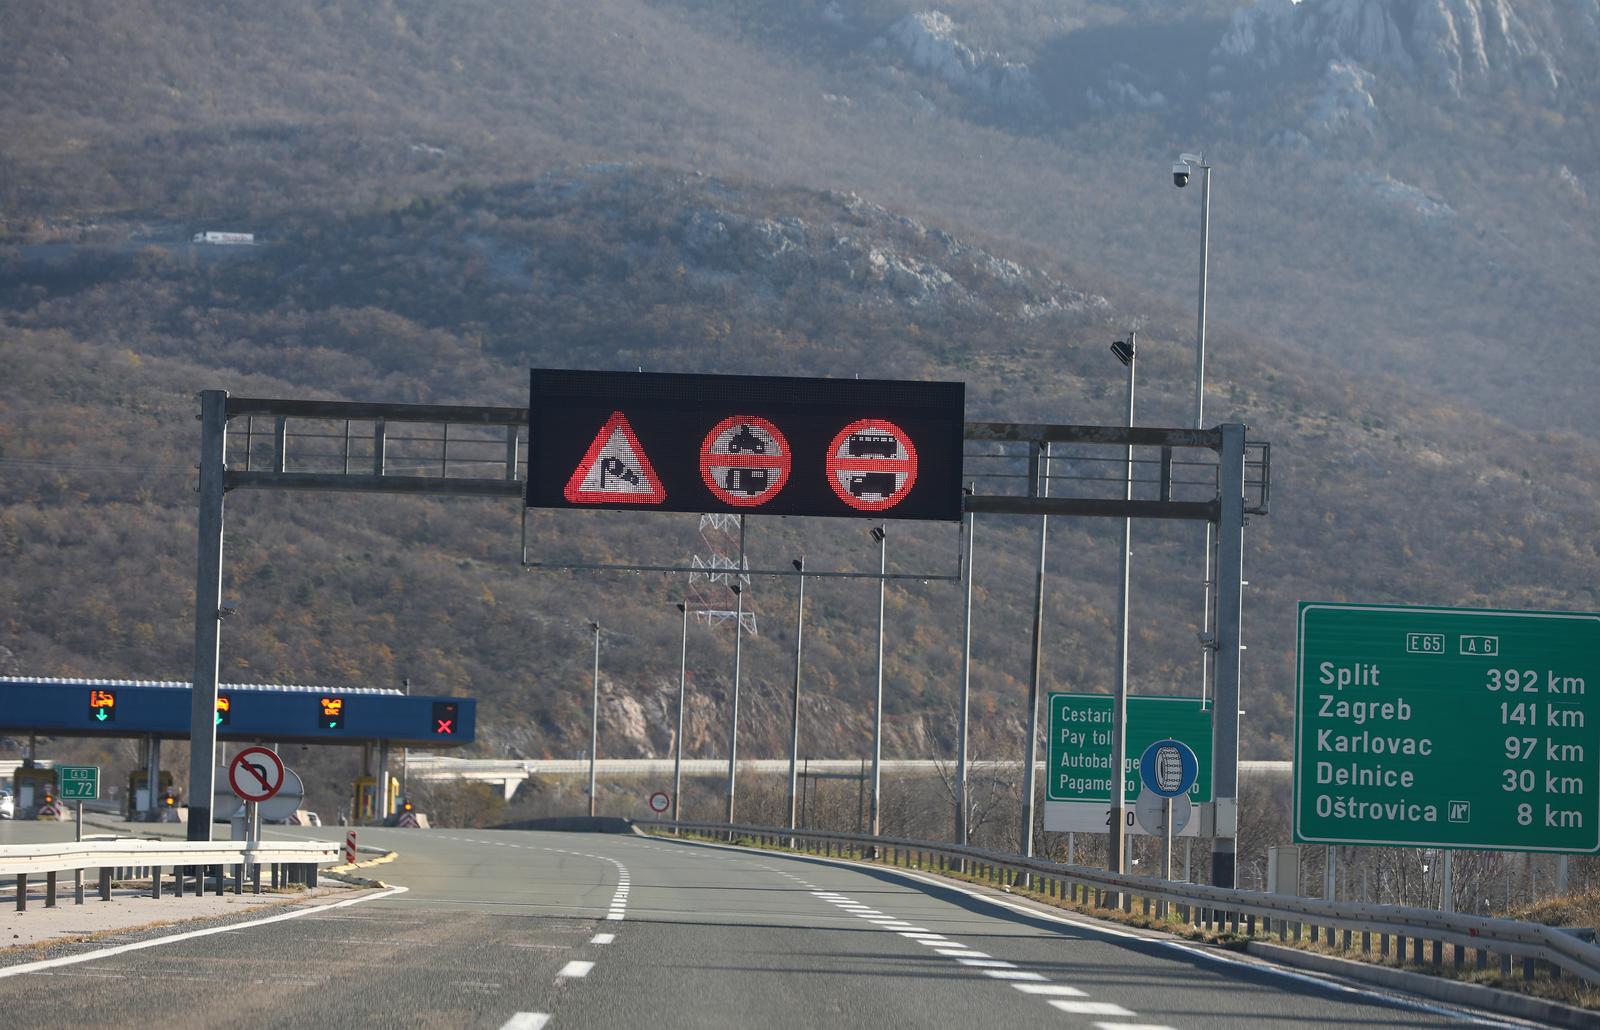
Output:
1295,602,1600,853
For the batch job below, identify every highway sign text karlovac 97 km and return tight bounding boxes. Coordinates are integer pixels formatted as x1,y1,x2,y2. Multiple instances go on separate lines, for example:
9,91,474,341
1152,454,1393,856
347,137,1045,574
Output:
1047,694,1213,803
1296,603,1600,853
57,765,100,800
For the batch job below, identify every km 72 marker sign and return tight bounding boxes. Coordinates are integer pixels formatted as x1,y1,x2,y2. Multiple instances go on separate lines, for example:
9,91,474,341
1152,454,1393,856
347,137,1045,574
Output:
1295,602,1600,854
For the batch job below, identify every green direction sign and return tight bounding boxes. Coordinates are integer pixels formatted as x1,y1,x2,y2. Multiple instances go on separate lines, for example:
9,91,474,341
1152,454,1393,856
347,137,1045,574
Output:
1296,602,1600,854
1047,693,1213,803
57,765,100,801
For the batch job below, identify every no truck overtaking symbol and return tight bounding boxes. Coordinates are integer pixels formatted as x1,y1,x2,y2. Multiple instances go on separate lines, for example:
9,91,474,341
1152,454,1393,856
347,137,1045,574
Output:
825,418,919,512
649,791,671,814
563,411,667,505
229,745,286,803
699,416,791,507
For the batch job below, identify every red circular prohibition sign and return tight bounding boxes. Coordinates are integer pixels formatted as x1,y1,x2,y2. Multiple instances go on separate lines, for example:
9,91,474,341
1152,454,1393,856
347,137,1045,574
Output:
229,746,286,803
700,415,792,508
825,418,919,512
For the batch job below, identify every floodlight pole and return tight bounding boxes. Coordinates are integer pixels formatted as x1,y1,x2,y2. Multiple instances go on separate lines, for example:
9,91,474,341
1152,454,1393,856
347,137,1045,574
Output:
674,602,688,825
1108,333,1137,876
1020,443,1050,861
187,389,228,841
956,487,975,847
869,525,887,838
786,558,806,833
588,620,601,818
725,513,747,825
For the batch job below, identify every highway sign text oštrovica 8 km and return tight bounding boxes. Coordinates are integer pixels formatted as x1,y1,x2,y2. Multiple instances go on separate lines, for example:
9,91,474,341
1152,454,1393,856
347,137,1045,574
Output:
1296,602,1600,853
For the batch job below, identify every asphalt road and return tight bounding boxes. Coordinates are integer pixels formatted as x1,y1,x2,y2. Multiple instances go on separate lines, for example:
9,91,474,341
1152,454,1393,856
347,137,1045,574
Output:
0,826,1533,1028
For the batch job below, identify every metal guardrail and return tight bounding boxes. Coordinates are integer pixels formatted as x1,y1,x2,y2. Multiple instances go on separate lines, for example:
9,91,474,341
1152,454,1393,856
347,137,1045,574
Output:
1,838,341,911
641,819,1600,986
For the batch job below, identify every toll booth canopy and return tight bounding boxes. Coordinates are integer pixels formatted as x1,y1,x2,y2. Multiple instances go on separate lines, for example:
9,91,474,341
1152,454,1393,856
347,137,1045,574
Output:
0,677,475,747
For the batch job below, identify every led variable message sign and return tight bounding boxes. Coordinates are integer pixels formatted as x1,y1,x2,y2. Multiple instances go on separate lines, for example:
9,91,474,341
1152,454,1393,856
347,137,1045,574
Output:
88,689,116,723
1295,603,1600,853
526,370,965,521
432,701,458,736
216,694,232,726
319,695,345,730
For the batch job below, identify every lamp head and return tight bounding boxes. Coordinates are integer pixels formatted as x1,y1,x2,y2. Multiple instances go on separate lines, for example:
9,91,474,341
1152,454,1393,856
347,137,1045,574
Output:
1110,339,1135,367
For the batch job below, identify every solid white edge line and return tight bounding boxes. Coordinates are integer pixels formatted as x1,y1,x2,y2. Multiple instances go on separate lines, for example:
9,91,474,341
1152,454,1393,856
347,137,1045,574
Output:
499,1014,551,1030
0,884,409,980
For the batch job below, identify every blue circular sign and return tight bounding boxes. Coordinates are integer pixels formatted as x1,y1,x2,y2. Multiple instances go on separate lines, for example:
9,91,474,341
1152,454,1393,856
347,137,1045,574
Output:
1139,738,1198,799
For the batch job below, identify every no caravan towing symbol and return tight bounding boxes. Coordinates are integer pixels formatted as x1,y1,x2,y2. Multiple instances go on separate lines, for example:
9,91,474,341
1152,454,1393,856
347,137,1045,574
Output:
699,416,791,508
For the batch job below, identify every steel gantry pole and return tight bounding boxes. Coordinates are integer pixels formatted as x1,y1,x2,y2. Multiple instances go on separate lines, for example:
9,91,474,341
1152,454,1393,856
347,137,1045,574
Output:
188,389,229,841
1108,335,1137,875
956,487,975,847
1210,423,1247,888
786,558,806,832
589,620,601,818
869,525,887,837
726,515,748,826
674,602,689,824
1020,443,1050,859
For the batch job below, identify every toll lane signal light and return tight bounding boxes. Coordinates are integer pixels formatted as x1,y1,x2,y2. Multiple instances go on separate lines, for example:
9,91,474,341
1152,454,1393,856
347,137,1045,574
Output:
432,701,458,736
319,695,344,729
88,689,117,723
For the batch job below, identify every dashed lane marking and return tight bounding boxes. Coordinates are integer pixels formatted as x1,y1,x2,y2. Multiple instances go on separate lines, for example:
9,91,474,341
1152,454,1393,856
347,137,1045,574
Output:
557,961,595,979
590,933,615,945
1049,1000,1137,1016
498,1014,550,1030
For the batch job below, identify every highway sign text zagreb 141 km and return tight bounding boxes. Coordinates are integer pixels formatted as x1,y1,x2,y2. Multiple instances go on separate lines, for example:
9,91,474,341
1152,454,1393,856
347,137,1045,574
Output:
1296,602,1600,853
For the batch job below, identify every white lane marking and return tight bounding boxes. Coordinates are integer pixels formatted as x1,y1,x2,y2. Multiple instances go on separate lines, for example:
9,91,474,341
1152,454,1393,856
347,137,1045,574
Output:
1050,1001,1136,1016
984,970,1048,981
499,1014,551,1030
590,933,615,944
558,960,595,978
935,949,991,958
606,912,623,921
898,932,946,940
1093,1023,1178,1030
0,884,409,981
847,859,1515,1028
1013,984,1088,997
957,958,1016,968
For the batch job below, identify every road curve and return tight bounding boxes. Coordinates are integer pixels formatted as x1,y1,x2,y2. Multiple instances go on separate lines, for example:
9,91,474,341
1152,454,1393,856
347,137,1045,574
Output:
0,827,1524,1028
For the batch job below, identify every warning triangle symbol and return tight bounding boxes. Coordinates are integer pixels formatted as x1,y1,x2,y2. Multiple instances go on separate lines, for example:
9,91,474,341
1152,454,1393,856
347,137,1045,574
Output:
563,411,667,505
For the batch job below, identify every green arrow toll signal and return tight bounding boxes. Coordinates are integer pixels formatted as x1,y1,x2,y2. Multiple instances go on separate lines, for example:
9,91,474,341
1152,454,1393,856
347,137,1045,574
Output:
95,709,108,722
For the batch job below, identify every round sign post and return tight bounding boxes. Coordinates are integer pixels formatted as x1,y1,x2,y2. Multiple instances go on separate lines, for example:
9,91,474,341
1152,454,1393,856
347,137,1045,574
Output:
1138,739,1199,894
648,791,671,815
824,418,919,512
699,416,792,508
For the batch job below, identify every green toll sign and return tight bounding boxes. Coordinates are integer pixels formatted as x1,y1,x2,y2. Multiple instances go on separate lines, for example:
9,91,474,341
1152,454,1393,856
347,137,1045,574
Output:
1047,693,1213,804
1296,602,1600,854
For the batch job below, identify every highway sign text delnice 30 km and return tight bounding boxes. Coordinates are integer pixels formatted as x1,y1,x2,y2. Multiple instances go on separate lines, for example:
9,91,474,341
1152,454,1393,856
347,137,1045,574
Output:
526,369,965,521
1295,602,1600,853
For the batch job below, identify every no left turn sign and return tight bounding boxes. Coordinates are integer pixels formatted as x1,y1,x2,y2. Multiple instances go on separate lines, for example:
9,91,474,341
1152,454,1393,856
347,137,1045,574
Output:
825,418,919,512
699,416,791,507
229,746,286,803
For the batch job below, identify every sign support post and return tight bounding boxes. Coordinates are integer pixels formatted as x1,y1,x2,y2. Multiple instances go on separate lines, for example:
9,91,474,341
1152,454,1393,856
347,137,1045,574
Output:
188,389,228,842
1210,423,1247,887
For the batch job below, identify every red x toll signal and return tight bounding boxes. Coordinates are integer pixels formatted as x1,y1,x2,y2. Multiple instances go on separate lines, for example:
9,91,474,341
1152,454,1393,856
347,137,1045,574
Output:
432,701,458,736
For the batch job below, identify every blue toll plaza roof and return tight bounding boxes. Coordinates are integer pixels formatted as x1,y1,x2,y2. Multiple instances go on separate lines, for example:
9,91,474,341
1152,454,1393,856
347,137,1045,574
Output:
0,677,474,747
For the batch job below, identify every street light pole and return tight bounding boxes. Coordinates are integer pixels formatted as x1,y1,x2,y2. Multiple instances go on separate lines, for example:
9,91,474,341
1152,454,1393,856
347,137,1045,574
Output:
726,514,748,826
956,486,975,847
1108,334,1137,876
1020,444,1050,861
674,602,689,825
869,525,886,838
588,620,601,818
787,558,806,832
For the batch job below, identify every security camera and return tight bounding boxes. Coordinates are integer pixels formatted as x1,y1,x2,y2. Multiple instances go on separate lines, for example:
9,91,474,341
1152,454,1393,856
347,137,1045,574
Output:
1172,162,1190,188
